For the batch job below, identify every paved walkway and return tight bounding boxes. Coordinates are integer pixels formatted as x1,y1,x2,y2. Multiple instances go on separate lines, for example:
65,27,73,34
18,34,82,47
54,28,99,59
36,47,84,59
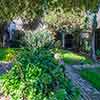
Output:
65,65,100,100
0,62,12,74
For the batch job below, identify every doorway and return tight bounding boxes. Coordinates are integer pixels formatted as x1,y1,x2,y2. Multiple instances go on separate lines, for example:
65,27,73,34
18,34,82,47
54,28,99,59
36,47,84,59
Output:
65,34,74,49
95,29,100,50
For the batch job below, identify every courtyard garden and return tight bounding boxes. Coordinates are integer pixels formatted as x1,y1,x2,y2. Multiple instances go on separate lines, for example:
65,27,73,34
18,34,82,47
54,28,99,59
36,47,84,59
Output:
0,0,100,100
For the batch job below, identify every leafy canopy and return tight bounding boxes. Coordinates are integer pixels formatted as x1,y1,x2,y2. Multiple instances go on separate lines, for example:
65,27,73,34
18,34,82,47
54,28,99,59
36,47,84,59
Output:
0,0,99,22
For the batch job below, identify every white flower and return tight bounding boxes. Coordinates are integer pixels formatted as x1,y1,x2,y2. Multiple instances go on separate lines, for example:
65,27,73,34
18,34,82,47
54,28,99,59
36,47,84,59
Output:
54,53,61,60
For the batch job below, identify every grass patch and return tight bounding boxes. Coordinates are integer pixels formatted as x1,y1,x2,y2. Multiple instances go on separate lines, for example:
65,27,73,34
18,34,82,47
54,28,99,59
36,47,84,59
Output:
0,48,19,61
53,49,93,64
80,67,100,90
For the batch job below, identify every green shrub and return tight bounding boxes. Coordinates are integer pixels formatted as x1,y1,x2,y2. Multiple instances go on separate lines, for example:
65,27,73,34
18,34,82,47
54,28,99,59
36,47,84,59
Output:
96,49,100,56
11,30,57,48
1,48,80,100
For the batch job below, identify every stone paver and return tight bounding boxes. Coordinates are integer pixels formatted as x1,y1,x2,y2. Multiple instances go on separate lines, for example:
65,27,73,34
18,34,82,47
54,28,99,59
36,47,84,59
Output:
0,62,12,74
65,65,100,100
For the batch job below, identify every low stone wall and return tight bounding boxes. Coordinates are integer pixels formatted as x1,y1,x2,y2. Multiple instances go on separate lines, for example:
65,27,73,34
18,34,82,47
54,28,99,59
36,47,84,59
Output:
71,64,100,70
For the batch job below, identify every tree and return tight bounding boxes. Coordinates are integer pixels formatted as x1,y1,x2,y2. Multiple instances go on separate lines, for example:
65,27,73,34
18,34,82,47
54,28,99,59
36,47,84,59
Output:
0,0,99,22
0,0,99,59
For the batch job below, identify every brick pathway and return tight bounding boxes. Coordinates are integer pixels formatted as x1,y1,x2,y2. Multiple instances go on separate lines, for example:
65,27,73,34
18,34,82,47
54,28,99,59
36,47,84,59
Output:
65,65,100,100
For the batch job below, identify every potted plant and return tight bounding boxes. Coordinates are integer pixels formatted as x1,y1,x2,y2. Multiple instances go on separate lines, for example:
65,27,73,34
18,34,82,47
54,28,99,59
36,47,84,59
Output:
96,49,100,60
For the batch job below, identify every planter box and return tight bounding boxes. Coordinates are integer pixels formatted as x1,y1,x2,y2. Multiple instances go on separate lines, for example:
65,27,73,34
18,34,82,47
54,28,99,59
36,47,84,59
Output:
96,56,100,60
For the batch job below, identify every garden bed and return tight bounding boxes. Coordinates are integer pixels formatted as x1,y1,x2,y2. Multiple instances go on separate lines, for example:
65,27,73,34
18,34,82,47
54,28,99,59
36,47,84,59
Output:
0,48,81,100
96,56,100,61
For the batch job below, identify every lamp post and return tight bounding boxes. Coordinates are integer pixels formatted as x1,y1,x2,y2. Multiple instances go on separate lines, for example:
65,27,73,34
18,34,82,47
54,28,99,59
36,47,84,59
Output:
89,13,97,62
62,32,65,48
61,27,66,49
91,13,97,61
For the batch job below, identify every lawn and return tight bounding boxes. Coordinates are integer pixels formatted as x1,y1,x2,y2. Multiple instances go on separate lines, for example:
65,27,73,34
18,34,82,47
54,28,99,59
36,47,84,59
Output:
0,48,18,61
80,67,100,90
53,49,93,64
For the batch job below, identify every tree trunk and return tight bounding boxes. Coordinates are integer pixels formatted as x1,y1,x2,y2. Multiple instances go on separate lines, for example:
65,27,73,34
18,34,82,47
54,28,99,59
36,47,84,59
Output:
91,31,96,62
0,23,5,47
